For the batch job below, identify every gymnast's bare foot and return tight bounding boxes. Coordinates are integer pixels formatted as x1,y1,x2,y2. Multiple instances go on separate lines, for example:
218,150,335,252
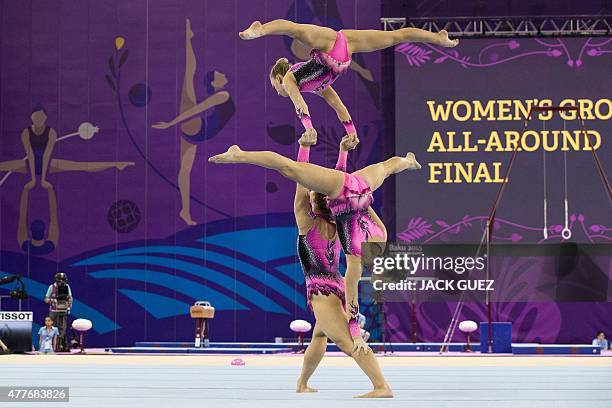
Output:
404,152,421,170
296,380,318,393
179,209,197,226
355,385,394,398
436,30,459,47
116,162,135,171
239,21,263,40
186,18,194,40
209,145,242,163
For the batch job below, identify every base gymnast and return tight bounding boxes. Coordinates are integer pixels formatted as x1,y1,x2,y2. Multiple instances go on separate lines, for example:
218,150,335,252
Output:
292,131,391,398
240,19,458,134
209,142,421,381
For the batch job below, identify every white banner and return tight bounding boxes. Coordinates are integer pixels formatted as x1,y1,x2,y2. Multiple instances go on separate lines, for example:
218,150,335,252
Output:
0,311,33,321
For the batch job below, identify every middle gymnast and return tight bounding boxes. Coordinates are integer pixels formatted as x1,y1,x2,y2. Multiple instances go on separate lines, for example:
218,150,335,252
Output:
292,130,392,398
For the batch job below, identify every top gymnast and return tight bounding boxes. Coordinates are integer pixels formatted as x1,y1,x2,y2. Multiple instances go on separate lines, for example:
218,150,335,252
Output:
239,19,458,134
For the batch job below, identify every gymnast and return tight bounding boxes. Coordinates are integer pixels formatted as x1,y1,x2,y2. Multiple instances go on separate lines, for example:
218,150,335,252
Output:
292,131,391,397
240,19,457,133
153,19,235,226
0,106,134,253
0,105,134,182
209,142,421,366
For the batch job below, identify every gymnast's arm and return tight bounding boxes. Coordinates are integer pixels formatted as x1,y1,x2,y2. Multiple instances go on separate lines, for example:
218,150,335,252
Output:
367,207,388,239
321,86,356,137
47,184,59,247
17,186,31,248
282,72,314,132
153,91,229,129
336,134,359,172
21,129,36,183
294,134,315,235
41,129,57,186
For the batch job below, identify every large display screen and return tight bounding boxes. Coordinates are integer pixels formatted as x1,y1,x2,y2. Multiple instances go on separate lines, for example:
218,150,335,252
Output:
394,37,610,245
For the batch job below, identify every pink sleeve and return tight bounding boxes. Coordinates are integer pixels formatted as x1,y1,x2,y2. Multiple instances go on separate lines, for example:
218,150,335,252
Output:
348,319,361,338
342,119,356,135
300,114,313,130
335,150,348,172
297,145,310,163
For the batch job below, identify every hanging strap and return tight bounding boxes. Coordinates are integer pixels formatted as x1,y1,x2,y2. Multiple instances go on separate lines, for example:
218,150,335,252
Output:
542,119,548,240
561,119,571,239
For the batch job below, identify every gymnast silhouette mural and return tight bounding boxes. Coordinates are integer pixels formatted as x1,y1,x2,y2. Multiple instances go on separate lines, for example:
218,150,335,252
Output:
18,179,58,256
153,19,235,226
0,105,134,254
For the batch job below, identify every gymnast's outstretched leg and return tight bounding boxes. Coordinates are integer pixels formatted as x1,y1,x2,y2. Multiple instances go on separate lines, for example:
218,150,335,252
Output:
49,159,134,173
0,160,27,173
296,324,327,393
179,18,203,138
353,152,421,192
209,145,345,198
343,28,458,54
310,294,392,398
209,146,420,198
239,19,336,51
240,19,458,52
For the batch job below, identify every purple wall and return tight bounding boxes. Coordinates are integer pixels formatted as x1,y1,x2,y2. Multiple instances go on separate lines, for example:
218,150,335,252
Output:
0,0,383,346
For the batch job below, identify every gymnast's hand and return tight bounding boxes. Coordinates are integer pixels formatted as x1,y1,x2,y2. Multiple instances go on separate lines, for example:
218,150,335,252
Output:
340,134,359,151
298,128,317,147
294,100,310,118
152,121,171,129
352,336,371,356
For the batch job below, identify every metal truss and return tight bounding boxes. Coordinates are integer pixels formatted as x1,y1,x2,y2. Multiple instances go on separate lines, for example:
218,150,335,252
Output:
381,15,612,37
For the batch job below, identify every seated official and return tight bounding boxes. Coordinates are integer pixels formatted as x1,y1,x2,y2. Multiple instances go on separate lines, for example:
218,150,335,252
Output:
592,331,608,350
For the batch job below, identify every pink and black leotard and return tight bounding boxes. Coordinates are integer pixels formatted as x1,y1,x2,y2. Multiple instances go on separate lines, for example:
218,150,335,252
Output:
289,31,351,95
296,145,345,306
327,173,386,257
297,214,345,305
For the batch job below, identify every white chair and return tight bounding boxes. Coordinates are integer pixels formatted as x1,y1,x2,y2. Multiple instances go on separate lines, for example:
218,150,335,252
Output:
290,320,312,353
71,318,93,354
458,320,478,352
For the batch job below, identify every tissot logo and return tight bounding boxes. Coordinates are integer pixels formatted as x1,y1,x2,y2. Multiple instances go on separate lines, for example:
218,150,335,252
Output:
0,312,33,321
